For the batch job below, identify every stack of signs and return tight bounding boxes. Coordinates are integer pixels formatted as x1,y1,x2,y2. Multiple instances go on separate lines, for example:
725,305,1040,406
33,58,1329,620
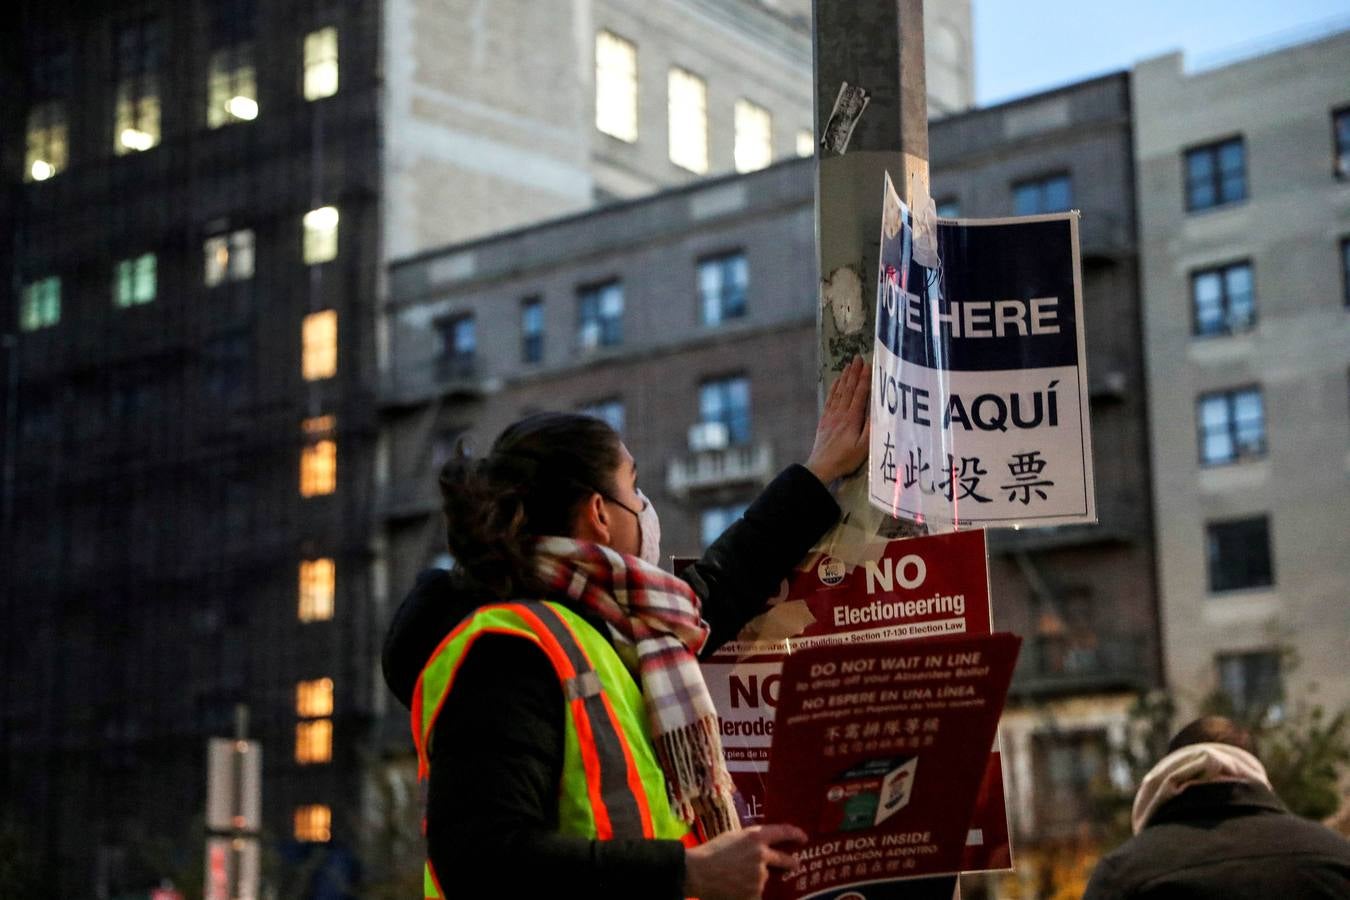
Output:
869,172,1096,529
698,529,1013,872
763,633,1022,899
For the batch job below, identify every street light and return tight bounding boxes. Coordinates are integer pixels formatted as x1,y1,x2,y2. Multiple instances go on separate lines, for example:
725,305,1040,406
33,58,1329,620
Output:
225,96,258,121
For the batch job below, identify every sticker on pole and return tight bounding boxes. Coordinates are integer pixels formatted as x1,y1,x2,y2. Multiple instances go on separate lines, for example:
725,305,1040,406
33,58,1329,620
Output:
869,172,1096,529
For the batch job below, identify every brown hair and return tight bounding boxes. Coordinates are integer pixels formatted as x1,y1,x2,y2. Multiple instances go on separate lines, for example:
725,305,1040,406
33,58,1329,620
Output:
437,412,622,599
1167,715,1257,756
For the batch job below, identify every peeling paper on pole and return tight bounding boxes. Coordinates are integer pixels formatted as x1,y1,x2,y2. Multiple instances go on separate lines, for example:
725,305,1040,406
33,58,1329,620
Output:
821,82,870,155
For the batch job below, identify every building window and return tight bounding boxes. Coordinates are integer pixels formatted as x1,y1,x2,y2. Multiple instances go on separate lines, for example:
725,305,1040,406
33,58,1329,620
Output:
1217,651,1283,720
578,397,625,434
700,502,749,548
25,102,68,182
20,277,61,332
204,229,255,286
1333,107,1350,179
699,252,748,326
521,297,544,364
296,678,334,718
1197,386,1264,465
295,719,333,764
796,130,814,158
1185,137,1246,211
1191,261,1254,337
114,19,162,153
699,375,751,446
207,45,258,126
578,281,624,349
303,206,339,264
302,310,338,380
298,558,336,622
1031,730,1109,838
435,314,476,379
668,67,708,174
300,415,337,497
1206,516,1274,593
294,805,331,843
113,253,157,308
303,26,339,100
595,30,637,142
1012,173,1072,215
734,100,772,173
936,198,960,219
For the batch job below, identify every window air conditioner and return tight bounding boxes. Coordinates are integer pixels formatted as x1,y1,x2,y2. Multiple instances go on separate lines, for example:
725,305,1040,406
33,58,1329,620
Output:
688,421,729,452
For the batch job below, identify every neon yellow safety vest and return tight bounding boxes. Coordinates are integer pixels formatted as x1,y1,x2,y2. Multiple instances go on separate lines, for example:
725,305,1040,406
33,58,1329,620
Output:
411,601,696,899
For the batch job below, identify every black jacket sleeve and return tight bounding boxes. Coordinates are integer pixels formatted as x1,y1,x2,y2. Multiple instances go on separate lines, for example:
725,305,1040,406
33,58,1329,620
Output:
426,634,686,900
679,464,840,657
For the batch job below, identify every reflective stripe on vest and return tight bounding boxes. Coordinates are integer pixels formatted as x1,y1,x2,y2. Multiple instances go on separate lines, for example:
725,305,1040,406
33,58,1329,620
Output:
412,601,694,898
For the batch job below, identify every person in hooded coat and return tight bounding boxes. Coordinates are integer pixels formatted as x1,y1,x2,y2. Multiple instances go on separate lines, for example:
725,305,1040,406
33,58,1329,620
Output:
383,357,872,900
1083,715,1350,899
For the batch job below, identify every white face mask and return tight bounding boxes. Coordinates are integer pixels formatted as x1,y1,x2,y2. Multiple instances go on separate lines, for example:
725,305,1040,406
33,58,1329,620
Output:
634,488,661,567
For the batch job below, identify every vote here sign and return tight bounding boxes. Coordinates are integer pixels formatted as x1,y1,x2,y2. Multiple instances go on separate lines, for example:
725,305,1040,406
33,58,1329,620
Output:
869,173,1096,529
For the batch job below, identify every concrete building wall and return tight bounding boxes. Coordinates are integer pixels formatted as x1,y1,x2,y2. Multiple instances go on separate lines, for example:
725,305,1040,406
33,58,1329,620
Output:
1132,33,1350,719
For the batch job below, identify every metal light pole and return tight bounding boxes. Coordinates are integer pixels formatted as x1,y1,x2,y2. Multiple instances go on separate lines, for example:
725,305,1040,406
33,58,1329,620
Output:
811,3,955,898
812,0,932,561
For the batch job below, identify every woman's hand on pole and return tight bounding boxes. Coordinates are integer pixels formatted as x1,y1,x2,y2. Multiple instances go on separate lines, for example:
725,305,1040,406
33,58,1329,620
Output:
683,824,807,900
804,354,871,486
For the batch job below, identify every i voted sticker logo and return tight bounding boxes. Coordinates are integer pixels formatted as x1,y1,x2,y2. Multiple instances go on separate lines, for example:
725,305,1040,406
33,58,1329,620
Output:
817,556,846,586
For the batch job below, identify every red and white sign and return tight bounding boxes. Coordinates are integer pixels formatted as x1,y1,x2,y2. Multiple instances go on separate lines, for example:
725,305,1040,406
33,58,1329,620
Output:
699,528,1013,871
763,632,1021,898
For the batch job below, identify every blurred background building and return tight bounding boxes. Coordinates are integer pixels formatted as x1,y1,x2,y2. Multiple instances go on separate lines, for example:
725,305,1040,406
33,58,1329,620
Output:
2,0,1346,897
0,0,973,895
1133,31,1350,722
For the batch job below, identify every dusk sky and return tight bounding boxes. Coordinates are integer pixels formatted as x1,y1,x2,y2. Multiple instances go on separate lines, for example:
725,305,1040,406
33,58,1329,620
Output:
973,0,1350,105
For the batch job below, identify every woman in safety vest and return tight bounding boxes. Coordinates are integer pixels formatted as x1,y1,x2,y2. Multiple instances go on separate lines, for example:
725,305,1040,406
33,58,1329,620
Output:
383,357,871,899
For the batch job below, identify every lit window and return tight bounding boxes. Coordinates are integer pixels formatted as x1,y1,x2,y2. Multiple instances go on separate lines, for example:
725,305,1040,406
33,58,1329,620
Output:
700,502,749,549
302,310,338,380
668,68,708,173
1217,651,1283,721
1185,138,1246,212
699,375,751,446
294,805,331,842
298,558,336,622
1013,173,1072,215
734,100,772,173
1197,386,1264,466
1191,261,1254,337
1335,108,1350,179
114,254,157,308
303,26,339,100
578,281,624,349
303,206,339,264
595,30,637,142
25,102,68,182
1206,516,1274,593
204,229,255,286
521,297,544,364
578,397,625,434
796,130,814,158
114,19,162,154
300,415,337,497
207,46,258,127
296,719,333,764
699,252,748,326
296,678,334,717
20,277,61,332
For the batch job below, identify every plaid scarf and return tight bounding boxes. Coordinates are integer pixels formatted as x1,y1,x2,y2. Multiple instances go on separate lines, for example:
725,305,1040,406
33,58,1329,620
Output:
533,536,741,838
